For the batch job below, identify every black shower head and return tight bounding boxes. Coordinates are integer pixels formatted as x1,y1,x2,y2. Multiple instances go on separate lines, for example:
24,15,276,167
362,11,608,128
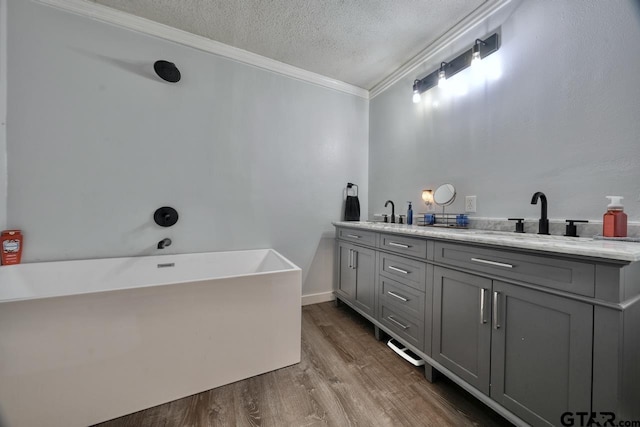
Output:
154,60,181,83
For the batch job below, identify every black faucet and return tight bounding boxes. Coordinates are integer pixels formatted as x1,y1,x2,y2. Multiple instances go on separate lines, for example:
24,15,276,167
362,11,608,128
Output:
157,238,172,249
530,192,549,235
384,200,395,223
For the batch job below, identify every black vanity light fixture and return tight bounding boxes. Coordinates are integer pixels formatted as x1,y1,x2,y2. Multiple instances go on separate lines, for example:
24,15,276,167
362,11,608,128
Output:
412,32,500,103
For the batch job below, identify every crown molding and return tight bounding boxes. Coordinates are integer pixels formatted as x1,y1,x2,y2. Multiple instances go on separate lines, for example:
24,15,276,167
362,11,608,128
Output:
369,0,514,99
33,0,370,99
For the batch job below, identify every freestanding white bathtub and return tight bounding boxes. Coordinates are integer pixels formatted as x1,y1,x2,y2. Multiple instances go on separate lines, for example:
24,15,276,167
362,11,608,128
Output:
0,249,301,427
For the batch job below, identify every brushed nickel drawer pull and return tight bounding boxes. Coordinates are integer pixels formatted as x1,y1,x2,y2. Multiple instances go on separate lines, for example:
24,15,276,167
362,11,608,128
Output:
480,288,488,324
387,316,409,329
346,234,361,239
388,265,409,275
471,258,514,269
389,242,410,248
387,291,409,302
493,291,501,330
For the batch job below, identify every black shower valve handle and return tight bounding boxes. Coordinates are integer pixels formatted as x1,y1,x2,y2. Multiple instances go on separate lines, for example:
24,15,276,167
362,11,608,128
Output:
508,218,525,233
565,219,588,237
154,207,179,227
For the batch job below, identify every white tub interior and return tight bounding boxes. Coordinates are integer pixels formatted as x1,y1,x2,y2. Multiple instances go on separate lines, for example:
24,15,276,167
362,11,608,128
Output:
0,248,297,303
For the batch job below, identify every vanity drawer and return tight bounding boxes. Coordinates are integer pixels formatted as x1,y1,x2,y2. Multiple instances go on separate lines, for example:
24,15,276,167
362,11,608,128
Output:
379,252,427,292
434,242,595,297
380,233,428,259
337,228,377,247
379,304,424,351
379,276,425,320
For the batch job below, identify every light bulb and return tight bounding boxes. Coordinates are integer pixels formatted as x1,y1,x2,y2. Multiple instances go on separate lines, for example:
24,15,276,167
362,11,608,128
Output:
472,40,484,68
412,80,421,103
438,70,446,88
422,189,433,205
471,50,482,67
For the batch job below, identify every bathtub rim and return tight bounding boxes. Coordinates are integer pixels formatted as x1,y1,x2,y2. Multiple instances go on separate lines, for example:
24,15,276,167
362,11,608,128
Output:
0,248,301,305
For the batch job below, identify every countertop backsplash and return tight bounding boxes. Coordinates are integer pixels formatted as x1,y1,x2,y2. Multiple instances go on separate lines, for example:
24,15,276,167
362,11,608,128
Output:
467,217,640,239
370,215,640,239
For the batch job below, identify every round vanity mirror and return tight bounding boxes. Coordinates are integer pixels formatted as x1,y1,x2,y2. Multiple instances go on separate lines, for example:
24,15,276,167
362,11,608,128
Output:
433,183,456,206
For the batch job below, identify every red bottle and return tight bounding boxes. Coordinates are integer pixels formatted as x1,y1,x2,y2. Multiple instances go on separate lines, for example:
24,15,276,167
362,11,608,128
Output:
603,196,627,238
1,230,23,265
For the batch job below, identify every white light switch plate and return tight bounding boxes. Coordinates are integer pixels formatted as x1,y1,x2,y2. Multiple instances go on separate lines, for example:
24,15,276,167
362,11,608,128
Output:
465,196,477,213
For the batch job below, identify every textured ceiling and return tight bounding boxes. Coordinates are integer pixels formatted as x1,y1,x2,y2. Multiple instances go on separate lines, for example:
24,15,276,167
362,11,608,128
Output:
91,0,487,90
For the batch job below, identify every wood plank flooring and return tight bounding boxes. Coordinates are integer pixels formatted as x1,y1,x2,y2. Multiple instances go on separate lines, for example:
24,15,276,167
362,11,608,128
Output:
95,302,512,427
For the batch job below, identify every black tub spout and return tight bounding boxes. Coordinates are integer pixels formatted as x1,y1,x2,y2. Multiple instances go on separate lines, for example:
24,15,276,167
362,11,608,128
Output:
157,238,172,249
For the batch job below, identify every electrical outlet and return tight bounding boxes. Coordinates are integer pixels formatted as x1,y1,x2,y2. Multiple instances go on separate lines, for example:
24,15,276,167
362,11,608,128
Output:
465,196,477,213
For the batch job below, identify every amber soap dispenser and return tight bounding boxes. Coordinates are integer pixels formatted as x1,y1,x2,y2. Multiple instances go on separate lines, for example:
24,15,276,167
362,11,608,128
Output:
603,196,627,237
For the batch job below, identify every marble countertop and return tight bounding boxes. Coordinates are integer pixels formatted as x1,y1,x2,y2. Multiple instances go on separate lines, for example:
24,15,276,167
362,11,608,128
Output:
333,221,640,262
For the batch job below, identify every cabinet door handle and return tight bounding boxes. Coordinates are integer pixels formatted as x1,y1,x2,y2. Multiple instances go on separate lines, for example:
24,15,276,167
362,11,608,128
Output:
387,316,409,329
388,265,409,275
387,291,409,302
493,291,501,329
352,250,358,269
346,234,361,239
471,258,514,269
389,242,410,248
348,249,353,269
480,288,488,324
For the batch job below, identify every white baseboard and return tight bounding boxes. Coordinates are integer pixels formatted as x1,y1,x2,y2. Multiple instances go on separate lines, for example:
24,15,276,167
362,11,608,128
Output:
301,291,335,306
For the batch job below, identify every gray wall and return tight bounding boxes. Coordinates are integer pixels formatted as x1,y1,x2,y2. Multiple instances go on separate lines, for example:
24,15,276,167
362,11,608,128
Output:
6,1,369,297
0,0,6,231
370,0,640,223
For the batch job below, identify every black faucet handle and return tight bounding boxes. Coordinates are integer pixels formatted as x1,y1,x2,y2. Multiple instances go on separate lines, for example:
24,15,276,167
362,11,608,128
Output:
565,219,588,237
508,218,525,233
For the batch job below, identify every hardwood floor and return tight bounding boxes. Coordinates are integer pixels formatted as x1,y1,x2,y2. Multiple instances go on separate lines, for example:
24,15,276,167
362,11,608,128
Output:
95,302,512,427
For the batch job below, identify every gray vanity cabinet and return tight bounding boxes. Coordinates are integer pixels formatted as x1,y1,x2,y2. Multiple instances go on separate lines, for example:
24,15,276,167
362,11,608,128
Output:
490,280,592,426
432,267,492,394
336,241,376,318
335,223,640,426
337,242,357,300
433,265,593,425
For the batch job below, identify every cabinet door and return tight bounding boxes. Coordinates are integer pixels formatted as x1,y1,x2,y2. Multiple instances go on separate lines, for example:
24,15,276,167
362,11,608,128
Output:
353,246,376,318
433,267,492,394
336,242,357,302
490,281,593,426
